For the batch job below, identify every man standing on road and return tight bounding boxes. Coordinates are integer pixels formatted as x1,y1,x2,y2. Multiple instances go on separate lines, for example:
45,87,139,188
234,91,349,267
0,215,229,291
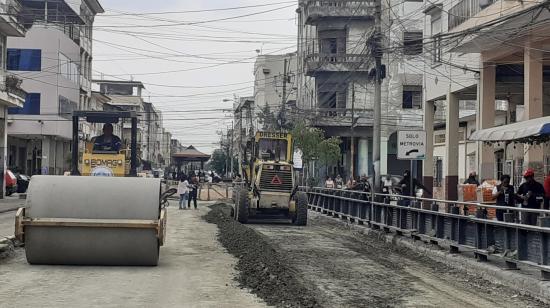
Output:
517,169,545,225
188,175,199,209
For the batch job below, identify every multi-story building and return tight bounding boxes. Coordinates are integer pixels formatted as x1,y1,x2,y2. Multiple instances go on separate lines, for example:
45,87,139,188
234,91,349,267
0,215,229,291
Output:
253,53,297,126
422,0,550,200
143,101,162,169
0,0,31,194
94,80,148,166
7,0,103,176
296,0,424,180
161,128,171,169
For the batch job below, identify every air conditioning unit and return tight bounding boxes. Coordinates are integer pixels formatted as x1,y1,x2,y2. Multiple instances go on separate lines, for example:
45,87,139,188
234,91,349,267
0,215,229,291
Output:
263,68,271,74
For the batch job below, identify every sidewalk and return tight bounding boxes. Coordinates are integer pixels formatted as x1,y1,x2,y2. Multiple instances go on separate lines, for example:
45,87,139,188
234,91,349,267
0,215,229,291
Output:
0,197,25,214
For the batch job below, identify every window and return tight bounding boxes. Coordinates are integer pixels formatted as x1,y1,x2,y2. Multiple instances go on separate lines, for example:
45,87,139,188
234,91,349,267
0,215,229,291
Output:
403,31,423,55
495,150,504,180
7,49,41,71
59,52,79,84
434,157,443,187
8,93,40,115
402,85,422,109
431,15,442,64
58,95,77,119
434,133,446,144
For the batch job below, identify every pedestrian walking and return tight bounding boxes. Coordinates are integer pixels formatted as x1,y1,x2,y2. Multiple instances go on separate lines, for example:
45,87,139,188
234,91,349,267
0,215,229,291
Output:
177,175,190,210
492,174,515,221
188,175,199,209
517,169,545,225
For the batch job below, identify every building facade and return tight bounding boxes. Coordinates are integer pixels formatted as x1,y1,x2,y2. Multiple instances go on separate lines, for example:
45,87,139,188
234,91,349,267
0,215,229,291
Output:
296,0,424,180
7,0,103,176
422,0,550,199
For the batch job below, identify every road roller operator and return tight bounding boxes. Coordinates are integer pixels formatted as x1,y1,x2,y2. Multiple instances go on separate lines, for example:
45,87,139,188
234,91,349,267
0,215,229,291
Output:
92,123,122,152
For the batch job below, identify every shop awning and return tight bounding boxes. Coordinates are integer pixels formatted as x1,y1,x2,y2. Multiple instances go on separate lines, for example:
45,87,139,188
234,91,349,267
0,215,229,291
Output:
469,116,550,143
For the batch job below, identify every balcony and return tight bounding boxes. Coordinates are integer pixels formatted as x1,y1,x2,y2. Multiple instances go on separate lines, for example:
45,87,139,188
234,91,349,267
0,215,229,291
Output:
0,0,26,36
80,75,91,94
448,0,496,30
0,74,26,107
312,108,373,127
302,0,375,25
305,53,371,76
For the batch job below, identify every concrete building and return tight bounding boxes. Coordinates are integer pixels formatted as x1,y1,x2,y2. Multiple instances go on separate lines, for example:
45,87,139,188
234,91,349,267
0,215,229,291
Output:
161,128,171,169
296,0,424,180
422,0,550,200
253,53,297,128
0,0,31,194
7,0,103,176
143,101,162,169
93,80,154,168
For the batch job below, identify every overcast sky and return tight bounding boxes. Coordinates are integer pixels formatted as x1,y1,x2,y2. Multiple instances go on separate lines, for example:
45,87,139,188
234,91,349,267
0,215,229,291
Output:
93,0,298,154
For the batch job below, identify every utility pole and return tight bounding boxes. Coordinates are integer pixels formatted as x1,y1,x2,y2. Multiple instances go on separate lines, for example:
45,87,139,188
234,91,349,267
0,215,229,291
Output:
351,83,355,179
372,0,383,195
230,120,234,178
280,58,288,130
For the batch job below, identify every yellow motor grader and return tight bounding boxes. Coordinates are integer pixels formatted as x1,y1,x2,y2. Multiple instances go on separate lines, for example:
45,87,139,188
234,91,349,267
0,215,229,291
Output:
233,131,308,225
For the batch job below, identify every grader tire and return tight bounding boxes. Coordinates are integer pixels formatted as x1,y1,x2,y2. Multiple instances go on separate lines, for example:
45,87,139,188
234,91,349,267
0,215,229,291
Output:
294,192,308,226
236,189,249,224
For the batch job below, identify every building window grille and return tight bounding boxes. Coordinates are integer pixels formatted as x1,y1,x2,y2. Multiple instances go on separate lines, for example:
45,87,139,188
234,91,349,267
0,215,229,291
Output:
402,85,422,109
403,31,423,55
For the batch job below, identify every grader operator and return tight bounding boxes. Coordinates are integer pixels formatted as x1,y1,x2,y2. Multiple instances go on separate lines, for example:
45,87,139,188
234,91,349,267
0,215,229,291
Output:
15,111,169,266
233,131,308,225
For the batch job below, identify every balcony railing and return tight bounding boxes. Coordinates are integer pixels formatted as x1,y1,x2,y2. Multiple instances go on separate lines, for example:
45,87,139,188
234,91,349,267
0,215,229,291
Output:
0,0,26,35
305,53,371,75
313,108,374,127
448,0,496,30
5,74,27,101
302,0,376,24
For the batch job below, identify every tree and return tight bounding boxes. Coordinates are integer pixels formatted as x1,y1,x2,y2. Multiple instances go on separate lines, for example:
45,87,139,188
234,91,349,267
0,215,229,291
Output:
257,104,278,131
291,121,342,185
208,149,228,175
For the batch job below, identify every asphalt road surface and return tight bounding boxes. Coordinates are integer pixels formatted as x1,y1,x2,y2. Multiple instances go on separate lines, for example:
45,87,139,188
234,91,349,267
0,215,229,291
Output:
247,211,544,308
0,201,266,308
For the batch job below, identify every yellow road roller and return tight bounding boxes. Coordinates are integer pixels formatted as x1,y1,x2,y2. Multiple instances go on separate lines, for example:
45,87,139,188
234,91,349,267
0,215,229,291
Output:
14,111,168,266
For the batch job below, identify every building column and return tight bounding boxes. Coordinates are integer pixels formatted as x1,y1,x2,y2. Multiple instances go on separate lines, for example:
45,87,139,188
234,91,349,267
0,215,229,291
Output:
524,44,544,176
357,138,369,176
380,136,388,176
423,100,435,194
445,93,459,201
0,107,6,198
478,61,496,180
41,137,51,175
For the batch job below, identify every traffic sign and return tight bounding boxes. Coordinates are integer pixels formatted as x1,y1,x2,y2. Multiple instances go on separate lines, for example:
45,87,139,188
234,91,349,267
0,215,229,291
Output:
397,130,426,160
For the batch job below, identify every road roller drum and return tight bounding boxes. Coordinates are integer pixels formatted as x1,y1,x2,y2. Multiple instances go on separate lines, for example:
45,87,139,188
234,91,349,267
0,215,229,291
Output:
15,176,167,266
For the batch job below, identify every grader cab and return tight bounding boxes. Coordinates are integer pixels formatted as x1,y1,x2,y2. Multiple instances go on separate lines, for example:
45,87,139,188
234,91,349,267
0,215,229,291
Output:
233,132,308,225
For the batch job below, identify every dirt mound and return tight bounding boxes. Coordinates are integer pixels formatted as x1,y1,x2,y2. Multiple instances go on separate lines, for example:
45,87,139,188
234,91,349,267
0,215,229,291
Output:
204,203,319,308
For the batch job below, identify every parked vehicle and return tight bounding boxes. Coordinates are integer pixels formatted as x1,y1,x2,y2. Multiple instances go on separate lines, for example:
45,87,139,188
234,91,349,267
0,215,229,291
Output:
5,170,17,196
16,173,30,193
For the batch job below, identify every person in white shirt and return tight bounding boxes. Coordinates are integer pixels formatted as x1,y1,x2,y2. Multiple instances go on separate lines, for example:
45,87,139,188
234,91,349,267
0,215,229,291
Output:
177,175,190,210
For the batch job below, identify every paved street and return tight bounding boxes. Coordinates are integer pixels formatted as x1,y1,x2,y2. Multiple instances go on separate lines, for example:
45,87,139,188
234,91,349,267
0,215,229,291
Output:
0,201,266,308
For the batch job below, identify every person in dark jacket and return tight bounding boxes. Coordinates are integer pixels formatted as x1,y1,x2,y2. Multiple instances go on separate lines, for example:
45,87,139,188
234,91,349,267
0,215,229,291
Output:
492,174,515,221
398,170,431,206
517,169,545,225
187,175,199,209
464,172,480,186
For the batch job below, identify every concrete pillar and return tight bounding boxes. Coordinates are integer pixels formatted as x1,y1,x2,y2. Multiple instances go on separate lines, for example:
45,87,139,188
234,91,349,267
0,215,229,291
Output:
524,44,544,175
478,61,495,180
380,136,388,175
0,107,6,198
423,100,435,193
41,137,50,175
357,138,369,176
445,93,459,201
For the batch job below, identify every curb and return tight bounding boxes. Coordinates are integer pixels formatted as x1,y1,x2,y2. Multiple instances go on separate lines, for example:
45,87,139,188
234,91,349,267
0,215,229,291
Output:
0,206,22,214
310,211,550,304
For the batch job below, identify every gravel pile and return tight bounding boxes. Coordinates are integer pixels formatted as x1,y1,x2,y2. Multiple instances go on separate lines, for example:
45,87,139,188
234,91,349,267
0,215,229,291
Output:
204,203,319,308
